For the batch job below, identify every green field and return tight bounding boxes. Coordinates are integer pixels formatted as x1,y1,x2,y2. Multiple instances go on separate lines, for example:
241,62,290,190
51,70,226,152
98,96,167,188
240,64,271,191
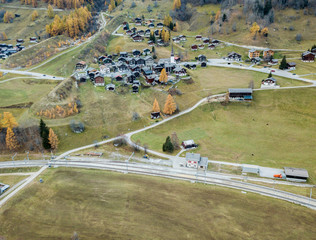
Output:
0,175,27,187
133,88,316,182
0,79,58,107
0,168,316,239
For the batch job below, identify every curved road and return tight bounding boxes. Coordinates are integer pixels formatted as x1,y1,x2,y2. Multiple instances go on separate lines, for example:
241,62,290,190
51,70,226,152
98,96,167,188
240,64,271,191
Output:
0,69,64,80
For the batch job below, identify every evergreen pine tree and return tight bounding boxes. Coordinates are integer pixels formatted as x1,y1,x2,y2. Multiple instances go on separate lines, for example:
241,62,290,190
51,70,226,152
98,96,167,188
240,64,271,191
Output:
39,119,51,149
162,136,174,153
268,72,272,78
279,56,287,70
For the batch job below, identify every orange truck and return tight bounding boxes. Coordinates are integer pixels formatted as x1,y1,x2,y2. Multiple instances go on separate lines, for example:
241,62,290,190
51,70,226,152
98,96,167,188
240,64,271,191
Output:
274,174,283,178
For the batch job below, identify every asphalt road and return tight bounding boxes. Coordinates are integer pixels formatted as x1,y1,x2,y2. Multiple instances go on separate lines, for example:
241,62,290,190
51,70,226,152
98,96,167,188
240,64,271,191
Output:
0,69,64,80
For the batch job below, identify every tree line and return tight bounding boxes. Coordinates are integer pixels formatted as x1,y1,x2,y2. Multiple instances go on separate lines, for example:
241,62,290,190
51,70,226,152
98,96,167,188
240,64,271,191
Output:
46,6,92,38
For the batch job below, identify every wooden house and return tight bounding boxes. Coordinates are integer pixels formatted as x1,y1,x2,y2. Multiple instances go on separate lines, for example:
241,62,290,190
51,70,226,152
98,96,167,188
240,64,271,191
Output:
132,49,141,56
201,62,207,67
191,44,198,51
106,83,115,91
227,52,242,61
182,140,197,149
211,39,220,45
195,35,202,41
94,75,105,87
228,88,253,100
157,22,164,28
302,51,315,62
173,66,187,76
263,49,274,59
76,61,87,71
198,44,205,49
208,44,215,50
287,62,296,70
248,49,260,58
133,34,143,42
132,84,139,93
202,38,210,44
198,54,207,62
120,52,128,58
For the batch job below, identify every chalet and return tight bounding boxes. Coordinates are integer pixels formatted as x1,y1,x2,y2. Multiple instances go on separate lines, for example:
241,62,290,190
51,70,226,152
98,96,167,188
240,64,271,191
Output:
144,56,154,66
133,34,143,42
120,52,128,58
202,38,210,44
148,23,155,28
248,49,260,58
135,17,141,22
185,153,208,169
126,72,136,83
154,29,160,37
195,35,202,41
135,20,142,26
131,27,137,32
143,48,151,55
179,35,186,41
74,71,88,82
208,44,216,50
118,57,127,63
198,44,205,49
76,61,86,71
142,67,153,76
268,59,278,65
94,75,105,87
157,22,164,28
198,54,207,62
287,62,296,70
106,83,115,91
182,140,197,149
284,167,309,182
130,65,141,72
312,47,316,53
29,37,37,43
115,75,123,81
153,64,164,73
132,49,141,56
165,63,176,73
148,40,155,46
16,39,24,43
201,62,207,67
227,52,242,61
133,80,140,85
301,51,315,62
117,63,129,72
228,88,253,101
137,30,145,36
0,183,10,194
261,77,279,88
173,66,187,76
129,58,136,66
135,57,146,67
134,71,141,77
123,25,129,31
126,29,133,35
172,37,180,43
211,39,220,45
99,64,111,74
263,49,274,59
145,29,151,37
132,84,139,93
157,39,164,46
151,111,160,119
145,74,158,84
251,57,261,64
184,64,196,70
191,44,198,51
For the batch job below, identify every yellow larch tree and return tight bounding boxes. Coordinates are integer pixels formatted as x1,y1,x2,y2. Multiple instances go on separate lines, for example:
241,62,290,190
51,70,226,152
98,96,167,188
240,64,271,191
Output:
6,127,19,151
47,4,54,18
152,98,160,113
48,128,59,150
163,94,177,115
215,10,220,21
250,22,260,36
159,68,168,83
1,112,18,129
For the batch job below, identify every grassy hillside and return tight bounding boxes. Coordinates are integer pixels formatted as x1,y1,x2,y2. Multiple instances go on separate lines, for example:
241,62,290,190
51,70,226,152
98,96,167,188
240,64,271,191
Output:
0,6,69,46
0,168,316,239
132,88,316,182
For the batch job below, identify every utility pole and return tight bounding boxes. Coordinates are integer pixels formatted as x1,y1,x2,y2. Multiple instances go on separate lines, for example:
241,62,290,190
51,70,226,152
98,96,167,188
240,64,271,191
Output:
12,152,17,167
126,152,134,173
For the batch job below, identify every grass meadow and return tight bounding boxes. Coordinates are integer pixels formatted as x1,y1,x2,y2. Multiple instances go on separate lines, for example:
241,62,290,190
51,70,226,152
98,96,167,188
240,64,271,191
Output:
0,168,316,239
132,88,316,182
